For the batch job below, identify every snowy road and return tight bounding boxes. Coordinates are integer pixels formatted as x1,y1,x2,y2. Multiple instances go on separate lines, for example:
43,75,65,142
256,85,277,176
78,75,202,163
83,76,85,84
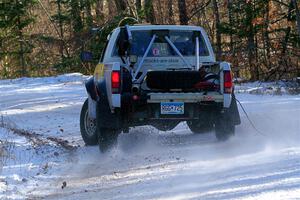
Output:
0,74,299,199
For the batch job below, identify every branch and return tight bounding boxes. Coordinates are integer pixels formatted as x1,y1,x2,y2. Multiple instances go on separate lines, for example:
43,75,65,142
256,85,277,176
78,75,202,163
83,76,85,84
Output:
271,0,290,7
188,0,212,22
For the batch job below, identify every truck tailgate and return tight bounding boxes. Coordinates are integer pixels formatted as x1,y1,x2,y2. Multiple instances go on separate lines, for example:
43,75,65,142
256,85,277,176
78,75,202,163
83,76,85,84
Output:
147,92,223,103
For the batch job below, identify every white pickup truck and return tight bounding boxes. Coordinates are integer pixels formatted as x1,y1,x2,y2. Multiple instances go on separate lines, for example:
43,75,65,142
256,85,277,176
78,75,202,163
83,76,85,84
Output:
80,25,241,152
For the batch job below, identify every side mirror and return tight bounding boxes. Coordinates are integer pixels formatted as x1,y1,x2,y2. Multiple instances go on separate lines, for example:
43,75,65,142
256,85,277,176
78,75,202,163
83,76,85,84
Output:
80,51,93,62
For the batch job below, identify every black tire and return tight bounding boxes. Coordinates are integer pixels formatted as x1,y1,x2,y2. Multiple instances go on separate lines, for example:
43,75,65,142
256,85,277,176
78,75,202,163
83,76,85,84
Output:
97,128,119,153
96,98,121,153
214,92,240,141
214,112,235,141
80,99,98,146
187,120,213,134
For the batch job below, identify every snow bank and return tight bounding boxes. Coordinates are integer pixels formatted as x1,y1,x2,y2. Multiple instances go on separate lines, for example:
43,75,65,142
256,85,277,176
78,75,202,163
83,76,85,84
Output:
235,80,300,95
0,73,89,86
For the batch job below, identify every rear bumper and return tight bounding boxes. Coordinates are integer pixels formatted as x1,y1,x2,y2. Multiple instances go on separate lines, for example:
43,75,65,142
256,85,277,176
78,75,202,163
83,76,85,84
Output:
120,91,224,125
147,92,223,103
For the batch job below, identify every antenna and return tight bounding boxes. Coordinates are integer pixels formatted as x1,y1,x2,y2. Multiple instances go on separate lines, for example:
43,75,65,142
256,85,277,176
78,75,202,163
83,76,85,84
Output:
118,17,139,27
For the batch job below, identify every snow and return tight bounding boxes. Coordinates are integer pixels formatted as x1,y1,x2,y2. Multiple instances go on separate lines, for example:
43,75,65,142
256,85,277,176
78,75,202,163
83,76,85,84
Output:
0,74,299,199
235,80,300,95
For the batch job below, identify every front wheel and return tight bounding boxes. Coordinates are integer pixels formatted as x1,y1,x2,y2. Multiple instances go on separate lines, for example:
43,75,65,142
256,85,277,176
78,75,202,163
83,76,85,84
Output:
80,99,98,146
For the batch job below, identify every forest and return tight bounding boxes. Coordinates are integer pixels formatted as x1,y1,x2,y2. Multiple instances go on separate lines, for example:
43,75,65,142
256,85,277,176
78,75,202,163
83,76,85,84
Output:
0,0,299,81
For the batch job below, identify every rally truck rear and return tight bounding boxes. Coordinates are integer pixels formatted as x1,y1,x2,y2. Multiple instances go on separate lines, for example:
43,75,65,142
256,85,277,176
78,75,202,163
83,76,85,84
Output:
79,25,241,152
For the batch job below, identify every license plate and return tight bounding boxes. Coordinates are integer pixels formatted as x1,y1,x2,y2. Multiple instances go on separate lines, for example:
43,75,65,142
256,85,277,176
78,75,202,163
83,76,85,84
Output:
161,102,184,115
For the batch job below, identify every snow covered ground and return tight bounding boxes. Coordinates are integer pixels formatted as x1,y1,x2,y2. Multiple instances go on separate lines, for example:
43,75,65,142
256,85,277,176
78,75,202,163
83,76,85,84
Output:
0,74,299,199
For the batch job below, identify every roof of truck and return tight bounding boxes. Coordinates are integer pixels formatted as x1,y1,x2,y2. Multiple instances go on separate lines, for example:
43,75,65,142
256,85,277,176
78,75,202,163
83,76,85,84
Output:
124,25,204,31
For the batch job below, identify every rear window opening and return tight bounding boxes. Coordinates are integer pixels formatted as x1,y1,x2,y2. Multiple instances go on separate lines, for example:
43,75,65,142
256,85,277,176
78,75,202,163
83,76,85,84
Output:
113,30,209,57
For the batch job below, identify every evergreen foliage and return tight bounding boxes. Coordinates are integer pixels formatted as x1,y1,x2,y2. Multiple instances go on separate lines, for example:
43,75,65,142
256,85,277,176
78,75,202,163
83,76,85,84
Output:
0,0,299,80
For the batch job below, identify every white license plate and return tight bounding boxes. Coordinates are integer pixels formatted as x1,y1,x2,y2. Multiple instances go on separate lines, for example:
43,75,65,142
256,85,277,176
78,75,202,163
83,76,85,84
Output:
161,102,184,115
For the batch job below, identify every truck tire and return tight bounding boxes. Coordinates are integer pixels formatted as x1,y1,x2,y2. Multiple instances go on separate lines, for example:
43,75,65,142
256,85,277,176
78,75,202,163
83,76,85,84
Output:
215,92,240,141
214,112,235,141
97,128,119,153
187,121,213,134
96,97,120,153
80,99,98,146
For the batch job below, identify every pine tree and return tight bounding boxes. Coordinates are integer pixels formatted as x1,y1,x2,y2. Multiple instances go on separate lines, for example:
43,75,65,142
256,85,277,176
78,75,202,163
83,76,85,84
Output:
51,0,70,60
0,0,37,77
219,0,266,80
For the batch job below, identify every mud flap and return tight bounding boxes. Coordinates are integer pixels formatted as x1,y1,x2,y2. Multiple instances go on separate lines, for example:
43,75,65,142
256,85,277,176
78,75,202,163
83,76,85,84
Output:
88,95,96,119
96,81,122,129
228,93,241,125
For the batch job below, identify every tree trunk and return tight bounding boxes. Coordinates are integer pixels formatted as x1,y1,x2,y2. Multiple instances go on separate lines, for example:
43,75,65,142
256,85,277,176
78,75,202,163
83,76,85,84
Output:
212,0,222,60
227,0,239,76
136,0,142,20
227,0,234,54
157,0,164,24
16,0,26,76
245,2,257,81
144,0,156,24
263,1,271,66
56,0,64,60
136,0,141,11
167,0,174,24
18,21,26,77
114,0,127,12
178,0,188,25
85,0,93,28
107,0,115,20
292,0,300,38
95,0,104,24
70,0,83,33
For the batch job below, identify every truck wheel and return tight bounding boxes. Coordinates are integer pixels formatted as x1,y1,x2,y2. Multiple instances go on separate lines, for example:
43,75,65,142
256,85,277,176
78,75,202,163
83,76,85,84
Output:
97,128,119,153
214,113,235,141
80,99,98,146
96,99,120,153
187,121,213,134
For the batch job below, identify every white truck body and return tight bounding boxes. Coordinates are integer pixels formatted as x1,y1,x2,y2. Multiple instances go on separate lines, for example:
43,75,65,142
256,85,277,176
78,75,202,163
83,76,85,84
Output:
81,25,241,151
97,25,232,110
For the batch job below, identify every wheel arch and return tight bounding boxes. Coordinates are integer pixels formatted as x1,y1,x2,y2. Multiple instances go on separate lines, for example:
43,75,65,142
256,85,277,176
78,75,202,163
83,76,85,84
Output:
85,77,98,101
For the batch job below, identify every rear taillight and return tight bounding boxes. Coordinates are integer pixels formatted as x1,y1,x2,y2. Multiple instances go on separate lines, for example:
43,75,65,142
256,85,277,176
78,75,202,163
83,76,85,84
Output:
224,71,233,94
111,71,120,93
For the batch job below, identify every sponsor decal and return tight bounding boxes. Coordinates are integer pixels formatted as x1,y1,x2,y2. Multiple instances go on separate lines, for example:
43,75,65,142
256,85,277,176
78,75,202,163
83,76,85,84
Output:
152,48,160,56
203,96,214,101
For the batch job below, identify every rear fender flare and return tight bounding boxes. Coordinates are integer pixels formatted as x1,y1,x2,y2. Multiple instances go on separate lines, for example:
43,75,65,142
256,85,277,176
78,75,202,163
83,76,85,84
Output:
85,78,109,118
85,78,97,101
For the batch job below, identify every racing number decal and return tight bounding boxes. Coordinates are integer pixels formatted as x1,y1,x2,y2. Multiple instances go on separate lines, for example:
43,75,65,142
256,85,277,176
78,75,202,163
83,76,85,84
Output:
152,48,160,56
94,63,104,81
